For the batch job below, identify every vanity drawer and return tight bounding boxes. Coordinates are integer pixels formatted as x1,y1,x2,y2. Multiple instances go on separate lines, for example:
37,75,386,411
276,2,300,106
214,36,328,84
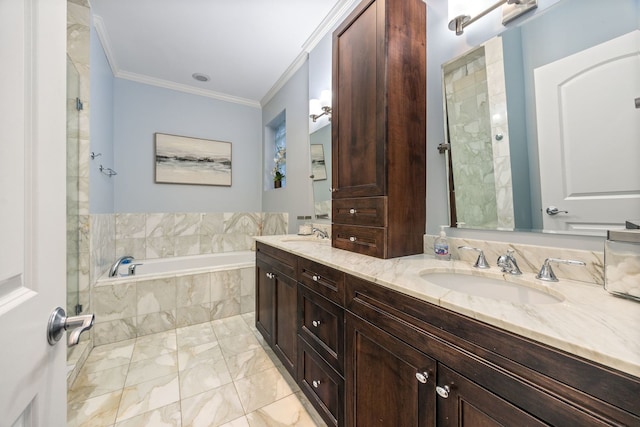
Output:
298,338,345,427
256,242,297,279
332,197,387,227
298,257,344,305
332,224,386,258
298,284,344,374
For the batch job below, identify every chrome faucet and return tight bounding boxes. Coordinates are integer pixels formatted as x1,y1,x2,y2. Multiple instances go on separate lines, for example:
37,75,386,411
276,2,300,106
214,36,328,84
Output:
312,227,329,239
109,255,134,277
497,249,522,275
458,246,490,268
536,258,586,282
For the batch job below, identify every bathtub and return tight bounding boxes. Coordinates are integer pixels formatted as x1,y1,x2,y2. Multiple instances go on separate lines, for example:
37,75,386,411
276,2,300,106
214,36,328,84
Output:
93,250,257,346
100,251,256,282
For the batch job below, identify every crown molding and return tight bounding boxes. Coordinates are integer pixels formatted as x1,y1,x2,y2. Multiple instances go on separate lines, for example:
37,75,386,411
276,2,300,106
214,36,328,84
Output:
260,0,359,106
92,14,260,108
93,15,119,76
116,71,261,108
301,0,360,52
260,52,309,107
94,1,360,110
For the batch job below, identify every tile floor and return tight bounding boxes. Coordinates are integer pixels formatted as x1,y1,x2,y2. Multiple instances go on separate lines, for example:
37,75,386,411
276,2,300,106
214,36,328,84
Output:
67,313,326,427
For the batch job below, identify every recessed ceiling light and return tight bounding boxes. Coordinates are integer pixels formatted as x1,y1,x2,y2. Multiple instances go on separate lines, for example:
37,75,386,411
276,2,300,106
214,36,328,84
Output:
192,73,210,82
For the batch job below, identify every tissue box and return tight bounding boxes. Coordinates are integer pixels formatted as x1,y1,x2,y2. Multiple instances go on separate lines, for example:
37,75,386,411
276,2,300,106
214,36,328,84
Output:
605,229,640,301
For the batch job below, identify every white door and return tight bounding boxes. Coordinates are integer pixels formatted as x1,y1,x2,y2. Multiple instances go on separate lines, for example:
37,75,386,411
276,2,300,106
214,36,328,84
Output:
535,30,640,235
0,0,67,426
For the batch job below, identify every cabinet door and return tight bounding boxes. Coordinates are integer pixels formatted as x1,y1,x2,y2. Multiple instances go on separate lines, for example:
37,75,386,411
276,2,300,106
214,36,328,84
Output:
255,257,275,345
345,313,436,427
436,365,549,427
274,271,297,378
332,0,386,198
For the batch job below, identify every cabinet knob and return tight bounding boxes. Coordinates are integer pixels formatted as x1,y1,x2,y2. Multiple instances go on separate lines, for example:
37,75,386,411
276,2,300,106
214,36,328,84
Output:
349,208,357,215
436,385,450,399
312,380,321,388
312,274,321,282
415,371,429,384
312,320,321,327
349,236,357,242
266,272,275,279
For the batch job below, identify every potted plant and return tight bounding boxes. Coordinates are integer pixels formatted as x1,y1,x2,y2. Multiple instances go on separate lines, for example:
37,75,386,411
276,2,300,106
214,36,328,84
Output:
272,145,286,188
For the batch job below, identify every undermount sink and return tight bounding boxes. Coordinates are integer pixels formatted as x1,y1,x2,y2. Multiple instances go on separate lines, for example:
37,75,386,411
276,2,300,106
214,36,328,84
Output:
421,272,564,305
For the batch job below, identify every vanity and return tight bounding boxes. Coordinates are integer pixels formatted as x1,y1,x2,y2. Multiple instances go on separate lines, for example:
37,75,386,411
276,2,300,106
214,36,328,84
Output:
255,235,640,427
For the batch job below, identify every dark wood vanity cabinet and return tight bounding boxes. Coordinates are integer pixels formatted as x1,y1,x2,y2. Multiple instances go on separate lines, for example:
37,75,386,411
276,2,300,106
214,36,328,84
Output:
255,243,298,378
345,274,640,427
331,0,426,259
255,245,640,427
345,312,436,426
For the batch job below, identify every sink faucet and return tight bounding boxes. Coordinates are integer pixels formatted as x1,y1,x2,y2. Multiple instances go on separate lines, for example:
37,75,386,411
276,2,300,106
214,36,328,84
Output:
497,249,522,275
312,227,329,239
109,255,134,277
458,246,490,269
536,258,586,282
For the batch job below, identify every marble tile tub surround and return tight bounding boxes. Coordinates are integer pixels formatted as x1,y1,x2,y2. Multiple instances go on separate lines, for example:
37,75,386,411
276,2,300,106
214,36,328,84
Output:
92,267,256,347
114,212,287,260
424,234,604,286
87,212,286,346
90,212,287,286
256,235,640,379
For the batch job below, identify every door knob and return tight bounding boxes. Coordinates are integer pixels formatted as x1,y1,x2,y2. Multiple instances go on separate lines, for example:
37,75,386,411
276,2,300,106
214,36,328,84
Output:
546,206,568,215
47,307,94,347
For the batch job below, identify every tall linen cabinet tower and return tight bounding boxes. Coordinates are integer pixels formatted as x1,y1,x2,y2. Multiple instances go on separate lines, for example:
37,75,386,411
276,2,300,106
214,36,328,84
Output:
331,0,426,259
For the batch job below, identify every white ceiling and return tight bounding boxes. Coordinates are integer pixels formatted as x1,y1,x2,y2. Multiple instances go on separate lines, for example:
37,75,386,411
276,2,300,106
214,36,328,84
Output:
91,0,356,107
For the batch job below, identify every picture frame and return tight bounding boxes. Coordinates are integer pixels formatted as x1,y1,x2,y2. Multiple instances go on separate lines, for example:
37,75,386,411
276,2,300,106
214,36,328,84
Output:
310,144,327,181
155,133,232,186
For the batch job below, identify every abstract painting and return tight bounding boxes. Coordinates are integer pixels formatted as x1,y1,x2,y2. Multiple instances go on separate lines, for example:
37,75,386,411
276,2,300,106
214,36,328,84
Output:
155,133,232,186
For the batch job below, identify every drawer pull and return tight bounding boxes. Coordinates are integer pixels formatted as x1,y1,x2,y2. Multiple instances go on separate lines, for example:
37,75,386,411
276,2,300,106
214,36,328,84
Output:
415,371,429,384
312,320,321,328
266,272,275,279
436,385,450,399
349,236,357,242
312,274,321,282
312,380,321,388
349,208,357,215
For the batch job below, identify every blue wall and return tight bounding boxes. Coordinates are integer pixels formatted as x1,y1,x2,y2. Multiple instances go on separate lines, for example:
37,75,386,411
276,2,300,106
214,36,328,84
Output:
112,79,262,213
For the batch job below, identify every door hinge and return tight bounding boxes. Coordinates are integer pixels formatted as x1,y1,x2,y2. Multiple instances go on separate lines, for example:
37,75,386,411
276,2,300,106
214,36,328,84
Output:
437,143,450,154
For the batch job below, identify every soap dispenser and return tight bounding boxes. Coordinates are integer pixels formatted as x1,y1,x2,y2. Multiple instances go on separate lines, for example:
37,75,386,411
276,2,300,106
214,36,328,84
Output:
434,225,450,260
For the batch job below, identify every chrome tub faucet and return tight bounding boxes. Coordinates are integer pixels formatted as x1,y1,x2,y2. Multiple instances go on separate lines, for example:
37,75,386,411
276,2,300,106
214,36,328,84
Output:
108,255,134,277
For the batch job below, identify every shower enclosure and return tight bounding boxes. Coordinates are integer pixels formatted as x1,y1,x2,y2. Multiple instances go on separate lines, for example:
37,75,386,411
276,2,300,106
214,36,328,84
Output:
67,55,81,316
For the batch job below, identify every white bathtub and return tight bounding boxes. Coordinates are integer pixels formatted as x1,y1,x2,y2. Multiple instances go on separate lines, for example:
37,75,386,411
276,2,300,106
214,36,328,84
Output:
100,251,255,282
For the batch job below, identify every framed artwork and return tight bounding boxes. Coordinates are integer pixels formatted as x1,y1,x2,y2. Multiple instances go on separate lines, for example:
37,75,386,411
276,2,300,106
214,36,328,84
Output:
155,133,232,186
310,144,327,181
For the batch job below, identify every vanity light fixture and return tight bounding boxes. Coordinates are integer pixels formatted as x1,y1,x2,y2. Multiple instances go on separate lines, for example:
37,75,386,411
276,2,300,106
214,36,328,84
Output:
448,0,537,36
310,90,332,123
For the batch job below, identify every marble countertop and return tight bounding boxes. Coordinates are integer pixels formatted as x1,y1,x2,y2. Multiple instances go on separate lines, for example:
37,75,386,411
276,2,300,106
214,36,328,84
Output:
255,235,640,379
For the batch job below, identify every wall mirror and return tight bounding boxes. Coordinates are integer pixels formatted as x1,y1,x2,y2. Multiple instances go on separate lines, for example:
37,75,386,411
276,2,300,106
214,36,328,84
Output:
442,0,639,237
310,124,332,219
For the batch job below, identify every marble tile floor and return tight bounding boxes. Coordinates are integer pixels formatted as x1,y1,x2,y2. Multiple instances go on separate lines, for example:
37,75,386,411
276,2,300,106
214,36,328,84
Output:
68,313,327,427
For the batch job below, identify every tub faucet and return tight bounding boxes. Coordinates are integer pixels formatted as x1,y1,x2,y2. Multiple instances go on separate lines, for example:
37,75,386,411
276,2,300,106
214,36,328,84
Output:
497,249,522,275
109,255,134,277
312,227,329,239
